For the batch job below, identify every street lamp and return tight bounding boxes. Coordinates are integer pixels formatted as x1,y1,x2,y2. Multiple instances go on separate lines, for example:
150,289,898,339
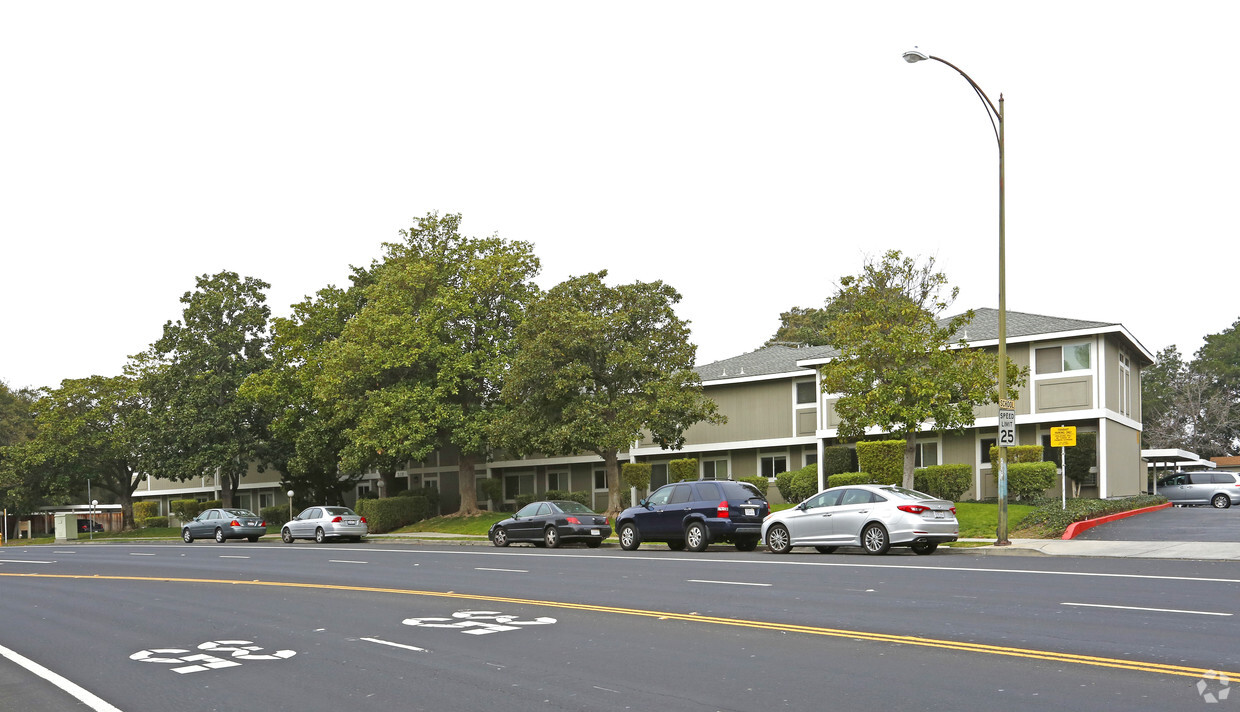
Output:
904,48,1011,545
90,500,98,541
287,490,295,523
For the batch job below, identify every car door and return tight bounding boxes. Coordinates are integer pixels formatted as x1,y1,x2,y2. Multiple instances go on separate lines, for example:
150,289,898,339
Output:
1157,474,1188,504
783,489,843,544
632,484,682,539
1185,473,1216,505
508,503,543,541
825,489,880,544
292,508,319,538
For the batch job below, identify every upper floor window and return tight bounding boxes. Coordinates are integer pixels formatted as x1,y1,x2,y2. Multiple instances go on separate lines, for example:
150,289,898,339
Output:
1118,352,1132,418
1035,343,1092,375
795,381,817,405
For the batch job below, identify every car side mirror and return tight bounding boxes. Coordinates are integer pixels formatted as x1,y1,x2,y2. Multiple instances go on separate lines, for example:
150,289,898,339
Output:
798,502,809,511
638,498,649,508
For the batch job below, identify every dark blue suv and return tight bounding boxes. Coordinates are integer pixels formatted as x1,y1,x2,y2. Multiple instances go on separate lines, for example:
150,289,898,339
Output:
616,480,769,552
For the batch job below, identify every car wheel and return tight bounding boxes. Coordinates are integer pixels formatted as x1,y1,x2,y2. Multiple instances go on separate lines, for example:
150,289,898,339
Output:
544,526,560,549
911,542,939,555
247,536,260,543
315,527,326,544
281,528,294,544
685,522,709,552
765,524,791,554
861,523,890,555
666,539,686,551
586,539,602,548
734,536,759,552
619,523,641,551
814,546,837,554
491,527,509,547
214,528,225,544
1212,494,1231,509
182,529,194,543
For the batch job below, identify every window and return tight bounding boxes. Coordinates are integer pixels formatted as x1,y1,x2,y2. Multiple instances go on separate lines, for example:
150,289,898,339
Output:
694,482,722,501
259,492,274,510
547,470,568,491
1118,352,1132,418
357,484,372,499
915,441,939,468
760,454,788,478
803,452,817,467
650,463,668,490
796,381,817,405
669,484,693,504
979,437,997,467
504,472,535,500
702,459,727,480
1036,343,1092,375
594,469,607,490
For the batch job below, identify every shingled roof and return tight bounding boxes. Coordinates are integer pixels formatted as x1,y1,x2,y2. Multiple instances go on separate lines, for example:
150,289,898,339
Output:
696,308,1134,383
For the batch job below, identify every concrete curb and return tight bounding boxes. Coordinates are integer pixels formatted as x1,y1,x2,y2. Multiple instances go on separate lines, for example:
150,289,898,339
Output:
1060,502,1174,540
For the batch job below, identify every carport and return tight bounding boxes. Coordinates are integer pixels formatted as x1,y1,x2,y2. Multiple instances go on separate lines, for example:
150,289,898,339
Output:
1141,448,1215,495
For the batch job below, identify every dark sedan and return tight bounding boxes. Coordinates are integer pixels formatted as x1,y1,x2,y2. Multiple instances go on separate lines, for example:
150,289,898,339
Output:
489,500,611,548
182,508,267,543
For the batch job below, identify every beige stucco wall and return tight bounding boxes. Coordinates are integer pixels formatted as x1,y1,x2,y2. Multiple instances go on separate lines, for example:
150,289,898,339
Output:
683,380,794,445
1105,419,1143,497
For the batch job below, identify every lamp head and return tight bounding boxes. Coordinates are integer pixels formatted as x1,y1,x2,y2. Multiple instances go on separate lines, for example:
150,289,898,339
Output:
903,49,929,63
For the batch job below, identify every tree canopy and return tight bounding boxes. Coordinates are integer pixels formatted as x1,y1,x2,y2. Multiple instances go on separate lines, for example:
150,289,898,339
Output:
493,271,723,516
1142,345,1238,456
818,250,1022,488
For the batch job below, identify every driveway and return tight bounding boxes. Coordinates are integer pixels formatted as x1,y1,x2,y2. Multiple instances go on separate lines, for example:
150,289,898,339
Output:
1073,505,1240,541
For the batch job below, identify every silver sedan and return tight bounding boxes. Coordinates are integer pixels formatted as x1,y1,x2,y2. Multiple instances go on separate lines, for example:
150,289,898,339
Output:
282,506,369,543
762,485,958,555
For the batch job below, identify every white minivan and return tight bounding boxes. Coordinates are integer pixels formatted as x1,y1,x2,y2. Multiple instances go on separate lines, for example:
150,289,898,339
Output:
1157,471,1240,509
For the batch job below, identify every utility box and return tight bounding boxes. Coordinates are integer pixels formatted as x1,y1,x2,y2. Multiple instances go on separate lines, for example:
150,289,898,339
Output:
53,513,78,542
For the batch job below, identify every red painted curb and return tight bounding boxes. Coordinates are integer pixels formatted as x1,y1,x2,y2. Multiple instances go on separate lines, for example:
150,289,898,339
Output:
1061,502,1173,540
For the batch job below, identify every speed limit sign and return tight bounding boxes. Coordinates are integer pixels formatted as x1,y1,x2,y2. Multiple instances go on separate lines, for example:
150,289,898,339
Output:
998,402,1016,447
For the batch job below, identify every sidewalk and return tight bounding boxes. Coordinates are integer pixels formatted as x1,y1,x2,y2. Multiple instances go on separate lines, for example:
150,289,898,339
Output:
951,538,1240,560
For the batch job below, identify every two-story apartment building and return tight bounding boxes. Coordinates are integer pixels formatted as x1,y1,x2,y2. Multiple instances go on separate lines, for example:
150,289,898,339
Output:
133,308,1153,514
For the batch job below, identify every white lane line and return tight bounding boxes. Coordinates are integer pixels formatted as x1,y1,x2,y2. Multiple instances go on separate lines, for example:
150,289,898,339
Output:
0,641,124,711
1062,602,1232,617
54,551,76,554
361,637,427,652
219,555,250,559
329,560,368,564
475,567,528,573
128,553,155,557
688,579,772,587
0,559,55,564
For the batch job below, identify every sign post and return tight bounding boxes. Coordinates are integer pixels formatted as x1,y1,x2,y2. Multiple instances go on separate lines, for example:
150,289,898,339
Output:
996,398,1016,545
1050,426,1077,509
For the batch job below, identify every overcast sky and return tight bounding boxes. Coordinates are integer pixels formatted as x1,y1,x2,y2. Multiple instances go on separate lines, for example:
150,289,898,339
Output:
3,2,1237,391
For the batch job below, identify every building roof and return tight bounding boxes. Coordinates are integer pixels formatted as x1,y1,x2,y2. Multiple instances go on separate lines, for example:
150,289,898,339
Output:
696,308,1151,384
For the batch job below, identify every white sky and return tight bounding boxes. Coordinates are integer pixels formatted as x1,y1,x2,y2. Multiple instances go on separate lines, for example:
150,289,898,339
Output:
3,2,1237,391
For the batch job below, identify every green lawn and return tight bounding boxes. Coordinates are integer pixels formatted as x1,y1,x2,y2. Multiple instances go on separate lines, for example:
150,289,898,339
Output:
393,512,506,535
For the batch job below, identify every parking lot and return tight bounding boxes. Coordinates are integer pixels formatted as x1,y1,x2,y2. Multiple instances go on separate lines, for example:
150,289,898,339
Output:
1074,505,1240,541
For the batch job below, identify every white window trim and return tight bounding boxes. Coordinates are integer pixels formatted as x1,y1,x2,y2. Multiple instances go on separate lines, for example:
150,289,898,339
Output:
546,469,570,492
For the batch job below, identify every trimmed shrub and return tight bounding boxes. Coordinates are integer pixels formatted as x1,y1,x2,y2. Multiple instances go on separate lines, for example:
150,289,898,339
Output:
143,516,169,529
775,470,797,502
989,444,1044,470
669,458,698,483
914,464,972,501
1004,461,1057,501
133,501,159,521
820,446,855,477
790,466,820,502
355,496,430,533
170,499,205,522
827,472,876,488
856,440,904,485
477,478,504,507
261,505,290,528
622,463,652,492
738,476,770,499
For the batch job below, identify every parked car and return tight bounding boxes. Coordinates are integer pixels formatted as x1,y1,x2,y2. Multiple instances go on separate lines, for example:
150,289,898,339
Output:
1157,471,1240,508
77,519,104,533
763,484,958,556
615,480,769,552
282,506,369,543
182,508,267,543
489,500,611,548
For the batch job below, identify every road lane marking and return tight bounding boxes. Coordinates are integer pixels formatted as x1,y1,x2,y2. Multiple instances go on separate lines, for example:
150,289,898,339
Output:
1062,602,1232,616
0,559,55,564
5,571,1236,681
129,553,155,557
687,579,771,587
329,560,368,564
361,637,427,652
0,641,123,711
220,556,250,559
476,567,527,573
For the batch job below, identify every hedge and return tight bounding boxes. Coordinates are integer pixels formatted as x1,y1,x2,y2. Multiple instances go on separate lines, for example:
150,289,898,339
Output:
143,516,169,529
1016,495,1166,537
775,470,797,502
622,463,652,492
827,472,876,488
738,476,770,499
1002,461,1057,501
913,464,972,501
477,478,504,507
989,444,1044,470
821,446,855,477
856,441,904,485
356,496,434,533
171,499,219,522
262,505,291,528
790,467,820,502
133,501,159,521
515,490,592,509
669,458,698,483
398,486,441,516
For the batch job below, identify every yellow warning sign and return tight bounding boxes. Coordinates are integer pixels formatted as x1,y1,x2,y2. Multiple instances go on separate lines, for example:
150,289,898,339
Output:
1050,426,1077,448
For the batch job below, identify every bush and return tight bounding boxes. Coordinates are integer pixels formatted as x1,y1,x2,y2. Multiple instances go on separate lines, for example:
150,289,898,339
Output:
143,516,168,528
1004,461,1057,501
820,446,855,477
477,478,504,506
514,490,591,509
856,440,904,485
914,464,972,501
622,463,652,492
170,499,210,522
827,472,876,488
1016,495,1166,537
790,466,820,502
738,476,770,499
775,470,797,502
262,505,291,528
356,496,432,533
133,501,159,521
669,458,698,483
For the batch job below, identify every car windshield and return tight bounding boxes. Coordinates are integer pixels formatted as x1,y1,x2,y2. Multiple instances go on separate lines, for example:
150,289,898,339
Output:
224,509,257,517
553,501,593,514
324,507,356,516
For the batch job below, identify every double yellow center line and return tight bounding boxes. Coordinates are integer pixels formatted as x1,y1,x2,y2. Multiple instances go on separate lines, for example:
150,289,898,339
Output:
5,572,1234,680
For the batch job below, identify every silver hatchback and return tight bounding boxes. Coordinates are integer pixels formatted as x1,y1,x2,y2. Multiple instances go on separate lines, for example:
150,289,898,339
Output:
1157,471,1240,509
282,506,369,543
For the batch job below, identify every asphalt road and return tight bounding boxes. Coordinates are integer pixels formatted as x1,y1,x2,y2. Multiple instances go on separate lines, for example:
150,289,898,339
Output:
1074,504,1240,541
2,541,1238,711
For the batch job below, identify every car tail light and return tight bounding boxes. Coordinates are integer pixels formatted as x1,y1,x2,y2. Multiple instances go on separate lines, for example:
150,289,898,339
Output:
331,516,343,523
260,521,266,527
603,517,609,525
897,505,930,515
360,516,367,524
717,501,730,518
950,507,956,515
230,520,241,527
565,516,581,525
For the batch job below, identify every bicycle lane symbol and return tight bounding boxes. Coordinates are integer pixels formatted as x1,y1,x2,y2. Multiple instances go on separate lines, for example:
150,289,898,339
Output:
131,640,295,674
402,610,557,636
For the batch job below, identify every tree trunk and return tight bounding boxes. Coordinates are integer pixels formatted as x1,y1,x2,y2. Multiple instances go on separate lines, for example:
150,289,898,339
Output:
603,450,622,519
379,468,398,498
456,452,481,516
903,437,917,489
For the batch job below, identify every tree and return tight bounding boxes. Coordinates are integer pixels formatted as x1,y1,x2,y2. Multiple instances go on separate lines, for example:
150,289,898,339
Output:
1141,346,1237,457
818,250,1022,488
317,213,541,516
493,271,724,517
21,376,147,529
0,381,40,540
132,272,272,507
764,306,832,347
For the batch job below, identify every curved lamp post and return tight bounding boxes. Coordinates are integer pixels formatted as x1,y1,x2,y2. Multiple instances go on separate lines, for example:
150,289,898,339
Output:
903,48,1010,545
